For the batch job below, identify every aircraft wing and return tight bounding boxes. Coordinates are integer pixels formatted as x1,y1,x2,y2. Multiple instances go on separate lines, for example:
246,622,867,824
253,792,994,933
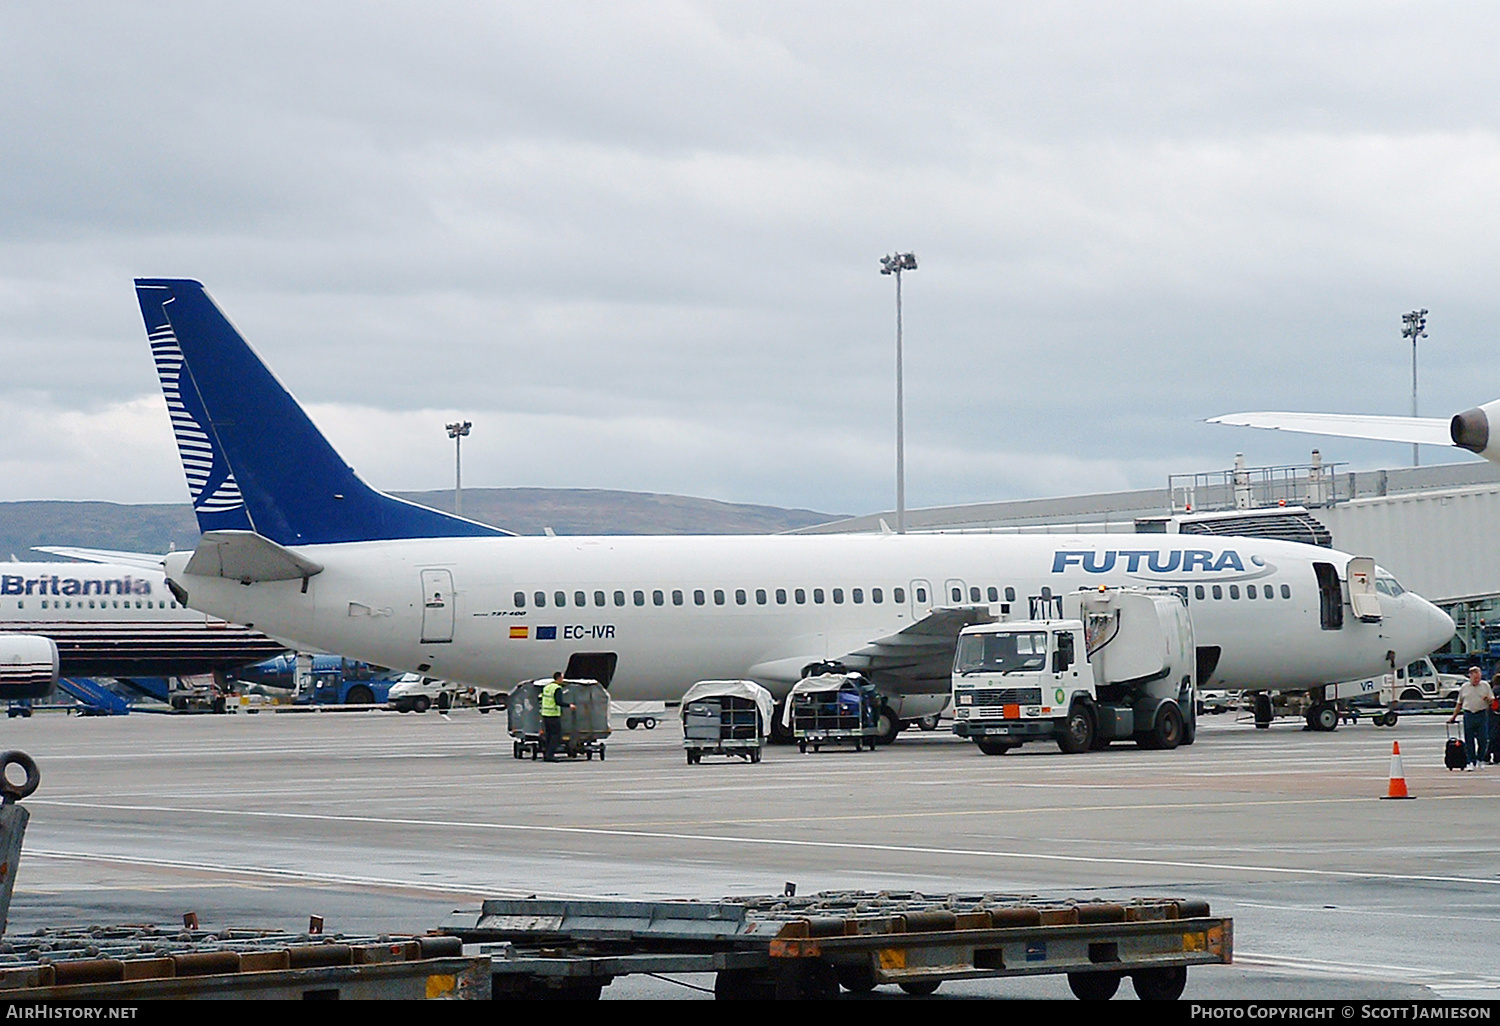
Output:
1207,411,1454,448
32,546,169,571
834,605,996,695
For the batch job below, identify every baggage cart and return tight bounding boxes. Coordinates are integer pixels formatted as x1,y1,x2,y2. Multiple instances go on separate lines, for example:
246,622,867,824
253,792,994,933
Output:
508,679,611,760
784,673,879,753
442,889,1233,1000
681,680,773,764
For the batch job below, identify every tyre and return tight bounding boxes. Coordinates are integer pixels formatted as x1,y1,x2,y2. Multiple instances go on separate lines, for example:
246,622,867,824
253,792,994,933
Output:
687,749,699,764
917,714,939,731
769,702,794,744
898,980,940,996
513,741,523,760
1311,703,1338,732
750,748,762,763
1400,688,1423,702
1131,965,1187,1001
975,739,1014,756
798,742,807,754
345,685,375,706
626,718,639,730
874,706,901,746
1057,703,1095,754
437,691,451,711
1067,970,1122,1000
1253,692,1273,729
643,717,657,730
1140,703,1183,750
413,696,430,713
836,964,877,993
1383,711,1399,727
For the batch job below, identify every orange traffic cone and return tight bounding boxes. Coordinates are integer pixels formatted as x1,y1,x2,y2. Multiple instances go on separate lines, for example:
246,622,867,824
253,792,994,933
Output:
1381,740,1414,799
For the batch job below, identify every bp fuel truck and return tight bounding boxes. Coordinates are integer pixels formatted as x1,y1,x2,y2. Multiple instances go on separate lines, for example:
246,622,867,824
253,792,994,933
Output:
951,587,1197,755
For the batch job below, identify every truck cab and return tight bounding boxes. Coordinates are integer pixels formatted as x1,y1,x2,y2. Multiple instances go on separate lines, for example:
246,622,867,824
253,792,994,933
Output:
952,588,1196,756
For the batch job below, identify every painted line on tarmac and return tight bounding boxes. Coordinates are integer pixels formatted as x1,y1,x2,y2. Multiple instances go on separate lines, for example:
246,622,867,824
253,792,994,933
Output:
28,798,1500,888
1235,951,1500,995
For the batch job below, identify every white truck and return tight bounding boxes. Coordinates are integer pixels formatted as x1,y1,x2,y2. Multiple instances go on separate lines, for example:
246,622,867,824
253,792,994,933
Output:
951,587,1197,755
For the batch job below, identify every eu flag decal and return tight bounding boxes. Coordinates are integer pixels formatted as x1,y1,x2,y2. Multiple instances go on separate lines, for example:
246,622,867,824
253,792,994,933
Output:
536,626,558,640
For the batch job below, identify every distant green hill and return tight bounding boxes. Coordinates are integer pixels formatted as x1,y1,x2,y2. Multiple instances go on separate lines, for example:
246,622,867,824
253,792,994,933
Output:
0,489,845,560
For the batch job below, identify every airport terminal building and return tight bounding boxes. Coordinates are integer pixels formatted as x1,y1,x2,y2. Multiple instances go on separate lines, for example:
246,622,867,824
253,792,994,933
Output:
799,455,1500,657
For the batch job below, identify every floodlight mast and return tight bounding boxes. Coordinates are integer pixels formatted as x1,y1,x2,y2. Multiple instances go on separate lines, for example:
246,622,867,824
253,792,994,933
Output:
446,420,472,516
1401,309,1427,467
880,252,918,534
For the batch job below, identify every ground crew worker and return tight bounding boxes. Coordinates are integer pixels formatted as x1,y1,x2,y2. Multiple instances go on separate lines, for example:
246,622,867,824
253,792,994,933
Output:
541,671,571,762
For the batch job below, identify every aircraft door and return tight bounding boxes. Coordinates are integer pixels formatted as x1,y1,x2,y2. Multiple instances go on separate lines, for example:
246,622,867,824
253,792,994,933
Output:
1312,562,1344,631
1346,556,1382,623
943,578,968,606
420,569,455,643
909,579,933,619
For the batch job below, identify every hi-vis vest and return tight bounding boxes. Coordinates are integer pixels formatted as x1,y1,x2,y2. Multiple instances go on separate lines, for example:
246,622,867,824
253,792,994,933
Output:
541,681,563,717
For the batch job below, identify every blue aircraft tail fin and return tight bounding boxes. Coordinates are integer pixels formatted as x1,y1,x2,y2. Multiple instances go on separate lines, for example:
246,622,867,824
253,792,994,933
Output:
135,279,509,545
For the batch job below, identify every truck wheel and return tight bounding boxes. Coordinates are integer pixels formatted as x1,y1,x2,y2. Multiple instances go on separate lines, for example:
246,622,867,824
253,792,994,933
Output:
874,707,901,746
1141,704,1183,750
345,685,375,706
975,740,1014,756
1067,970,1122,1000
1399,688,1422,702
1057,704,1095,754
1131,965,1187,1001
438,692,451,711
413,696,430,713
898,980,940,996
917,714,940,731
1311,703,1339,732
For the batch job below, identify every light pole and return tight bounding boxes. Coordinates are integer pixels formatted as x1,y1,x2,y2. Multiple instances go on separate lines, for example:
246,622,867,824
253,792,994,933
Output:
446,420,471,516
1402,309,1427,467
880,252,917,533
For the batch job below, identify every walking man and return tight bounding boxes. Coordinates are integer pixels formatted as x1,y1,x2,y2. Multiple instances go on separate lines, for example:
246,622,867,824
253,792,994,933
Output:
1449,666,1494,770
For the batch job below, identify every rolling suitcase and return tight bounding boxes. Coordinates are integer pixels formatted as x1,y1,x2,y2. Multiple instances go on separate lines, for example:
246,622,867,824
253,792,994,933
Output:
1445,725,1468,771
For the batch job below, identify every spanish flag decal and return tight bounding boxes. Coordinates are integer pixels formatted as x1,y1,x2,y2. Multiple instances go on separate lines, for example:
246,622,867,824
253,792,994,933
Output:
509,626,529,640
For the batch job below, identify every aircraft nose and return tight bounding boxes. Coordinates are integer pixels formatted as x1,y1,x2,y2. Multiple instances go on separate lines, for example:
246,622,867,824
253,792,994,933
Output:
1412,595,1456,655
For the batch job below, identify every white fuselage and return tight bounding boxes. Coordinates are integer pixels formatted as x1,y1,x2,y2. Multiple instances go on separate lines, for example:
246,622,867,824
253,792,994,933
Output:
164,533,1455,705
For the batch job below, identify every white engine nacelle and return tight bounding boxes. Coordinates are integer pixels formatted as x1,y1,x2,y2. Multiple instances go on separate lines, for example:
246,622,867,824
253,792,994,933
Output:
1450,398,1500,461
0,634,59,700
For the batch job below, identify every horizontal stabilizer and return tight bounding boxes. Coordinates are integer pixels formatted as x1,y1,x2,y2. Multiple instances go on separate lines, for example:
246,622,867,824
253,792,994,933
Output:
184,530,324,584
1207,411,1454,448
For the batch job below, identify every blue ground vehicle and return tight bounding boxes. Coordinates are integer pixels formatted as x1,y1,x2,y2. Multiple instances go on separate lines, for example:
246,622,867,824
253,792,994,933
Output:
232,653,397,705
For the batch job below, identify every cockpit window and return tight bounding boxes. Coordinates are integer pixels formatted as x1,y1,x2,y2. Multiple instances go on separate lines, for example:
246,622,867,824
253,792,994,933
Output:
955,631,1048,675
1375,574,1405,597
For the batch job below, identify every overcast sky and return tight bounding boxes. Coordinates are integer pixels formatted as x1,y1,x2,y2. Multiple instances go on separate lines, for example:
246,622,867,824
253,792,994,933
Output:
3,2,1499,516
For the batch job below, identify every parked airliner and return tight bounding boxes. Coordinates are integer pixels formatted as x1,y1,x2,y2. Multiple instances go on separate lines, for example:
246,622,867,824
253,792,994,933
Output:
135,279,1455,742
0,558,286,683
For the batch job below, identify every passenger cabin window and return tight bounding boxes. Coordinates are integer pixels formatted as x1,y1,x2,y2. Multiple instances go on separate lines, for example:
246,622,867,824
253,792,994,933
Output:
794,588,806,604
987,586,998,602
1212,585,1222,600
970,587,981,603
652,590,664,606
755,589,767,605
714,589,726,606
554,591,566,608
575,591,586,607
872,588,883,603
832,588,844,604
776,588,787,604
1229,585,1240,599
1281,584,1291,599
634,590,646,606
534,591,546,608
614,591,626,607
514,592,526,607
1005,586,1016,602
672,590,684,606
813,588,825,604
951,587,962,602
1194,585,1205,600
1246,585,1257,599
852,588,863,604
595,591,606,606
694,589,706,606
735,589,747,605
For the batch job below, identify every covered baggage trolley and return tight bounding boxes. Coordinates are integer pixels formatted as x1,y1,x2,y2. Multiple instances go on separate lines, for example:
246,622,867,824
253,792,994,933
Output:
508,679,612,760
681,680,774,764
784,673,880,753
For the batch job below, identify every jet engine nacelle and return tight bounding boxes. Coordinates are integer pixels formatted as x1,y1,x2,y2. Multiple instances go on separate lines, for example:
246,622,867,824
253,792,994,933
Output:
0,634,59,700
1450,398,1500,461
